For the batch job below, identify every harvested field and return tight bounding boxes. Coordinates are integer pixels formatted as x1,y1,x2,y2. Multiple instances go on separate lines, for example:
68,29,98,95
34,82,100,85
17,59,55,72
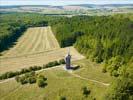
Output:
2,26,60,57
0,47,84,74
0,26,84,74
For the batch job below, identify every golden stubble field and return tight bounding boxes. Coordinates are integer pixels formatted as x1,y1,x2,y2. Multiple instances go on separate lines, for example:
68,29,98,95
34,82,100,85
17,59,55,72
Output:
0,26,84,74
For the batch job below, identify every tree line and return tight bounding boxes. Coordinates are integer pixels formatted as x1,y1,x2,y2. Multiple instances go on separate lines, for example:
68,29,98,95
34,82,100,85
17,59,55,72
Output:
0,59,65,80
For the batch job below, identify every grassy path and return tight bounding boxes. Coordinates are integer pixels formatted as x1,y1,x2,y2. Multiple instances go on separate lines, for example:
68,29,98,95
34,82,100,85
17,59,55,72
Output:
69,72,110,86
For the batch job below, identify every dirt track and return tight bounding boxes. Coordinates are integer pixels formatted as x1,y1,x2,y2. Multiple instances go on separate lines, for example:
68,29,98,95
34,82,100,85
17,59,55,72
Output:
0,26,84,74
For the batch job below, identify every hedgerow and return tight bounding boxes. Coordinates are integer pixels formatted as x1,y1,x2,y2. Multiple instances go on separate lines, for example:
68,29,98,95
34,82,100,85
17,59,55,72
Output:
0,59,65,80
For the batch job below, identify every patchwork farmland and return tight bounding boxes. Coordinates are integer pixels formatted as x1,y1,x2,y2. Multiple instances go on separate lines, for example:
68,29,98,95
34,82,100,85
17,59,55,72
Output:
0,26,84,74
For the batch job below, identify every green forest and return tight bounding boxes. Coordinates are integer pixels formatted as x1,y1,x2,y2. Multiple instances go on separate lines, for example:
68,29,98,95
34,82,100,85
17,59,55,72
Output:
51,14,133,100
0,13,133,100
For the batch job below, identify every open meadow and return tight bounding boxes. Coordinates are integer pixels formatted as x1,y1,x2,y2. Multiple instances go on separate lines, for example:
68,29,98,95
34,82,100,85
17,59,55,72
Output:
0,60,113,100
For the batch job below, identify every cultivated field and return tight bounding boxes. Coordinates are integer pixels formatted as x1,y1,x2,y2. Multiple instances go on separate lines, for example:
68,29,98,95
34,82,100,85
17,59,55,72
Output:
2,26,60,57
0,26,84,74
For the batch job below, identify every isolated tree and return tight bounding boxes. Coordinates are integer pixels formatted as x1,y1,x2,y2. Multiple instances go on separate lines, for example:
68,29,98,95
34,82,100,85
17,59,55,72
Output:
37,75,47,87
82,86,91,97
37,79,46,87
60,96,66,100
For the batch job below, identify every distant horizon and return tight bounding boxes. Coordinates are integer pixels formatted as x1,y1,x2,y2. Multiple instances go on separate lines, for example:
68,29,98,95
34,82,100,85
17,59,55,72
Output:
0,0,133,6
1,3,133,7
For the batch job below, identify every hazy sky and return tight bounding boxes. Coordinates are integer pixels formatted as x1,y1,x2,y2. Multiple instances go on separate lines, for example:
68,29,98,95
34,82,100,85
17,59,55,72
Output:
0,0,133,6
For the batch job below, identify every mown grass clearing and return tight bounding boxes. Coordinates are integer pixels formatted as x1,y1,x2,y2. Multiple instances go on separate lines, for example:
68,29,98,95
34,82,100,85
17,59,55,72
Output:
0,59,112,100
72,59,113,83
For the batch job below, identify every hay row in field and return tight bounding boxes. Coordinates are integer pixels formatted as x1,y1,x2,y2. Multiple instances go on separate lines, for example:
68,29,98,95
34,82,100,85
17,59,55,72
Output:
2,26,60,57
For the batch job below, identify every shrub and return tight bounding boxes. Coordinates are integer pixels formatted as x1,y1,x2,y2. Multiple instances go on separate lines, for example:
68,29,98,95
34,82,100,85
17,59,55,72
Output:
37,75,47,87
37,66,42,70
0,75,2,80
59,59,65,64
94,56,103,63
82,87,91,97
102,64,107,73
28,77,36,84
111,70,119,77
42,64,46,69
19,76,28,84
45,62,53,67
14,71,20,76
0,71,18,79
106,56,125,77
37,79,46,87
20,68,30,74
15,76,20,82
29,66,36,71
15,71,37,84
0,53,2,56
43,60,64,69
38,75,47,81
0,73,7,79
60,96,66,100
7,72,16,78
53,61,60,66
30,66,42,71
45,61,59,68
102,68,107,73
25,73,32,78
25,71,35,77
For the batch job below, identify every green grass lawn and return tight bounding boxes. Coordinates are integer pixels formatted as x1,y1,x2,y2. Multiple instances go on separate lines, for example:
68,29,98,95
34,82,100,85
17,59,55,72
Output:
0,59,113,100
72,59,113,83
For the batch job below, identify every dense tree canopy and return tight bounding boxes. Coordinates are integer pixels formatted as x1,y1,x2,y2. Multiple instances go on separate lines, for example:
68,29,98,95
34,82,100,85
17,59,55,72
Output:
51,15,133,75
51,14,133,100
104,61,133,100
